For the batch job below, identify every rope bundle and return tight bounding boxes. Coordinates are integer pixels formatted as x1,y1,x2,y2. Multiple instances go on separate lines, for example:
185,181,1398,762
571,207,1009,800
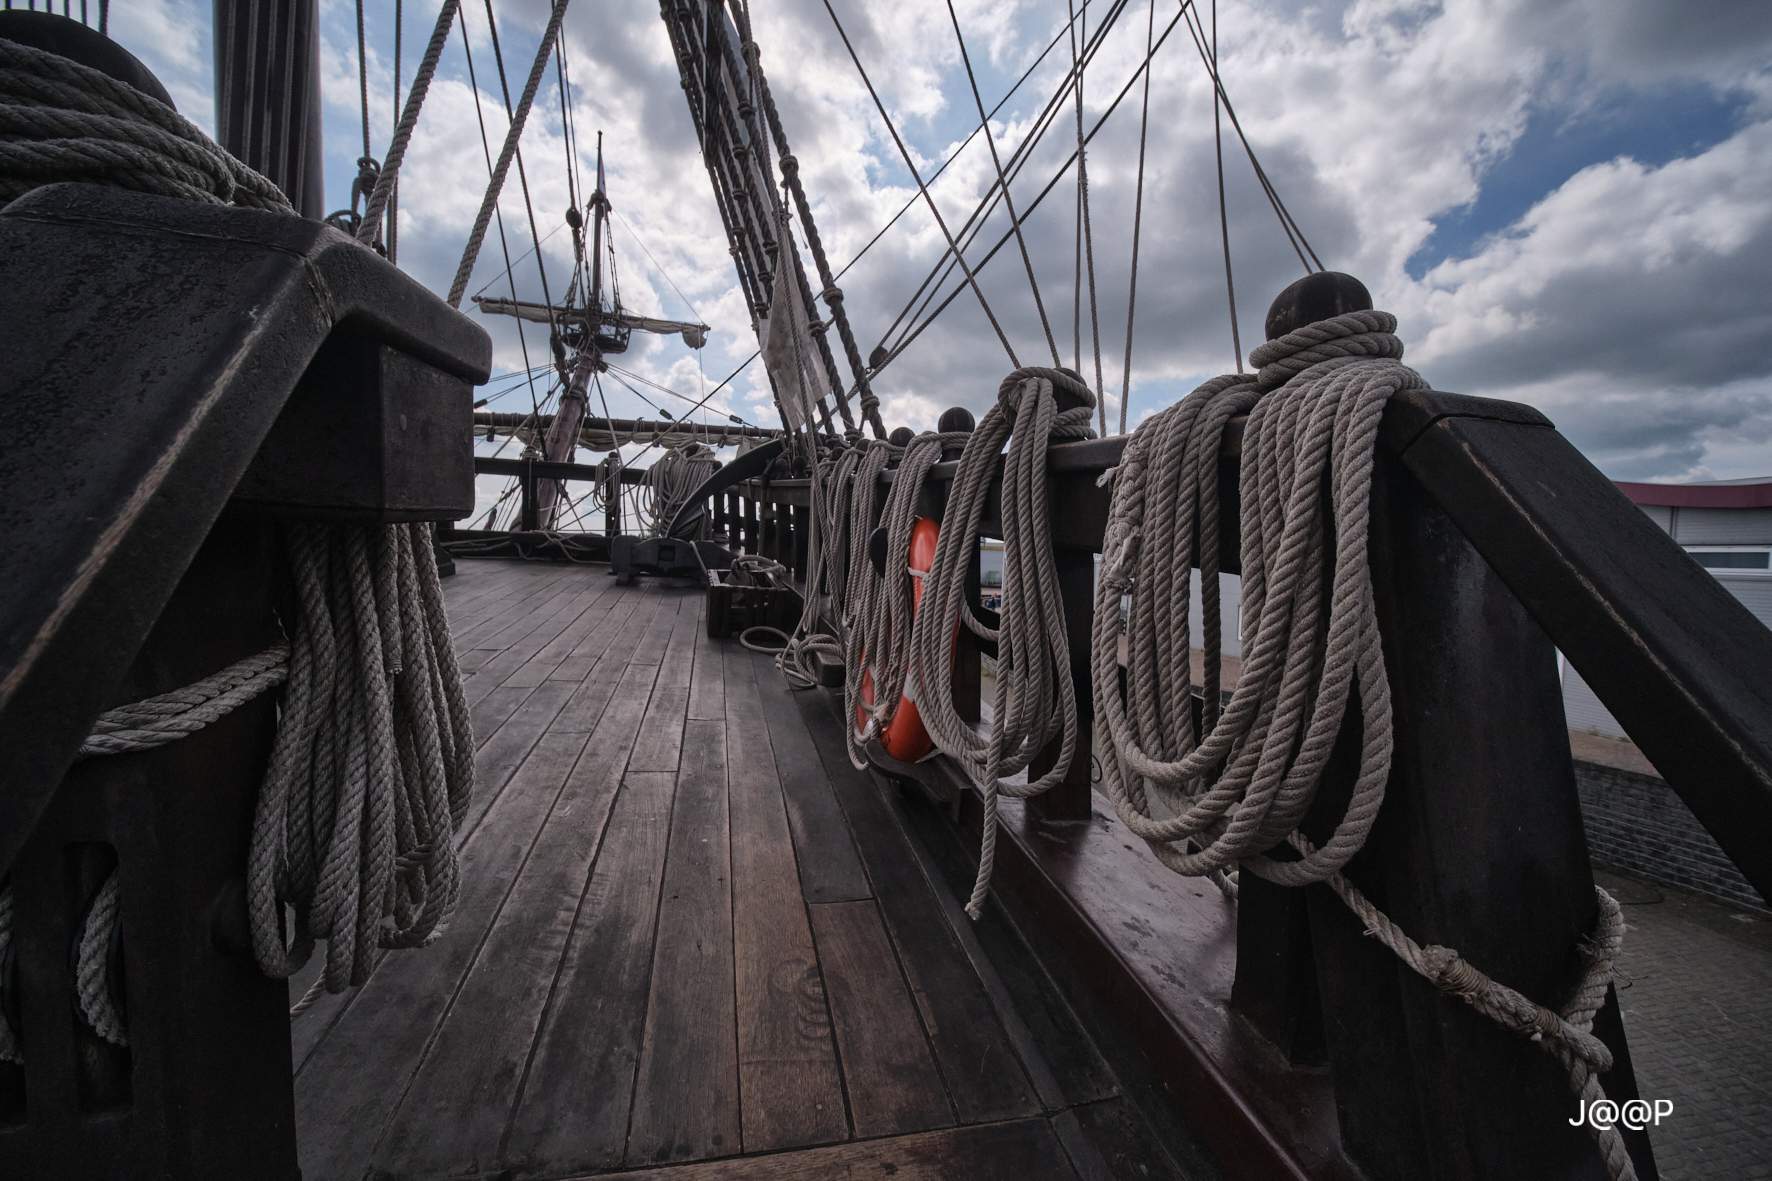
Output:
1094,310,1634,1179
250,522,473,991
910,367,1095,918
844,433,944,766
0,36,291,211
1094,311,1417,885
639,443,722,535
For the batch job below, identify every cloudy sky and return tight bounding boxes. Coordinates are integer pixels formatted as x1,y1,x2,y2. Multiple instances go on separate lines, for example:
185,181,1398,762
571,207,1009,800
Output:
111,0,1772,484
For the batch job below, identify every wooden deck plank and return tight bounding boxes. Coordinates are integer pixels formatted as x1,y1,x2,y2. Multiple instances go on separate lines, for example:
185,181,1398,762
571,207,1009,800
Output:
686,608,726,721
460,679,580,840
628,590,687,666
369,660,658,1176
724,648,848,1154
656,595,702,688
628,685,689,772
748,650,872,904
626,717,740,1166
548,582,655,685
462,584,607,706
292,729,592,1181
598,1118,1079,1181
554,593,668,732
809,899,953,1139
792,690,1042,1124
499,575,624,688
502,771,678,1175
451,567,580,651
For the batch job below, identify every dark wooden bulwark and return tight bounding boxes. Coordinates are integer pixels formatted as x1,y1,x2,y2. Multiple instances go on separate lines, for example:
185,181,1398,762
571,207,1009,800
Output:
290,560,1225,1180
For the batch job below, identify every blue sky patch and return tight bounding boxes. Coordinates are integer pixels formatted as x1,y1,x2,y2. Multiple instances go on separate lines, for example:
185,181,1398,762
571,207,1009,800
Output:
1407,80,1744,279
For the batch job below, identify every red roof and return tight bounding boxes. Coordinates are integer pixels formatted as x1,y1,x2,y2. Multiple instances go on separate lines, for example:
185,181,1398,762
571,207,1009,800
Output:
1616,479,1772,509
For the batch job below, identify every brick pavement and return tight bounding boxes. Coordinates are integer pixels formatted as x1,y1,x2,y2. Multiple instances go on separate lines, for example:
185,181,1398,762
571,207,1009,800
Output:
1598,867,1772,1179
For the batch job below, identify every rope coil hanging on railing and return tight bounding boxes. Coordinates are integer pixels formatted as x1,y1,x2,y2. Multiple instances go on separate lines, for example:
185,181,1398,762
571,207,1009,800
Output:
911,367,1095,918
1093,310,1636,1180
0,34,475,1055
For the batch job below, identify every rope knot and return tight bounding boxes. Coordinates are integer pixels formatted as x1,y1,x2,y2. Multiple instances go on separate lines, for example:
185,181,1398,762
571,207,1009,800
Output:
996,366,1095,418
1247,309,1404,390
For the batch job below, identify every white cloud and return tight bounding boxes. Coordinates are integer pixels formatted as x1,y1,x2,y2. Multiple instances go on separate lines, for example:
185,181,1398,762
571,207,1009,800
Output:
101,0,1772,478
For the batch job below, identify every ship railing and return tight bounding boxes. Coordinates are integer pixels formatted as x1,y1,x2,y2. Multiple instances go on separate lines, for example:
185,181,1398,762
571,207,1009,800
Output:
709,386,1772,1181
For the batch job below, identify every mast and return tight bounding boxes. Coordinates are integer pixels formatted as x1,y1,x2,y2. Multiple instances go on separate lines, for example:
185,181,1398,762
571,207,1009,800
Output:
533,137,608,532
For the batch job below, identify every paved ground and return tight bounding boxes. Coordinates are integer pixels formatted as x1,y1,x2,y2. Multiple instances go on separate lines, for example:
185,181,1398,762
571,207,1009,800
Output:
1597,867,1772,1179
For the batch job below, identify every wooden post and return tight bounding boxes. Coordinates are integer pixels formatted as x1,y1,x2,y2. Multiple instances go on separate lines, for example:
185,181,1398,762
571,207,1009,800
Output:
1301,444,1656,1181
604,455,622,539
792,503,810,584
0,522,297,1179
519,459,539,532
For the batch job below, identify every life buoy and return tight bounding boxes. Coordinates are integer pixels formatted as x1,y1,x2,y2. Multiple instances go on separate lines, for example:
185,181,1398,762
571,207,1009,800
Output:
858,516,939,762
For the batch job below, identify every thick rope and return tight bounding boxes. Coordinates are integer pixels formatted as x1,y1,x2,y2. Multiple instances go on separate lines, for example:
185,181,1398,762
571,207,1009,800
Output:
447,0,572,307
0,37,291,211
250,522,472,992
1094,310,1635,1180
79,645,289,757
639,443,721,535
75,870,126,1045
910,369,1095,917
357,0,459,245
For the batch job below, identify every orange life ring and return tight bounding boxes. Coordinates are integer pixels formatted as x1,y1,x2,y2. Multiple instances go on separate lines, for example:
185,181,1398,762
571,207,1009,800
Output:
858,516,939,762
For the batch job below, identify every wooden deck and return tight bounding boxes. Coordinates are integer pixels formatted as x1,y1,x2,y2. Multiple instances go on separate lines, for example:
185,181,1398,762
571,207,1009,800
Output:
288,558,1224,1181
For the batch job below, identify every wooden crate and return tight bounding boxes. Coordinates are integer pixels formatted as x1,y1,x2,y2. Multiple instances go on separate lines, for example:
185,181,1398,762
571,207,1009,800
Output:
705,569,801,639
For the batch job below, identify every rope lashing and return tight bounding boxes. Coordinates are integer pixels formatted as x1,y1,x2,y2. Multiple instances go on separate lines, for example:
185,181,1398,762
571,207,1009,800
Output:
0,37,291,211
911,368,1096,918
78,644,290,758
74,871,126,1045
357,0,460,246
1094,310,1636,1180
1316,837,1637,1181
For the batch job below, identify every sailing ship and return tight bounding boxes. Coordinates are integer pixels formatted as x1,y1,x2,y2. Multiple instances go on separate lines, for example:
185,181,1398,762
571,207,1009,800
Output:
0,4,1767,1181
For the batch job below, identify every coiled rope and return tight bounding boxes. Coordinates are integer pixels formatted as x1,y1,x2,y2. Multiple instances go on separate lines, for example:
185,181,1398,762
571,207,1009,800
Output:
910,367,1096,918
639,443,721,535
249,522,472,991
0,36,292,211
1093,311,1634,1179
0,42,473,1052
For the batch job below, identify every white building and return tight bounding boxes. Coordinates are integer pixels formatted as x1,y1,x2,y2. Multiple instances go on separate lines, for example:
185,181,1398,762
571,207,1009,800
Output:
1563,477,1772,738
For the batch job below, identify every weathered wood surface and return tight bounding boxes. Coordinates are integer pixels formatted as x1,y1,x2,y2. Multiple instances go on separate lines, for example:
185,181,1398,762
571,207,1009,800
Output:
291,559,1222,1180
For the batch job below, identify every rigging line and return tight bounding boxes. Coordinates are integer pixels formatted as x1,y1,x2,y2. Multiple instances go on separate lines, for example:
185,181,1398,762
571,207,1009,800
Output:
355,0,372,159
1073,0,1109,435
947,0,1059,366
1070,0,1082,374
554,34,577,218
390,0,402,265
461,8,544,420
480,0,558,329
617,349,763,472
869,0,1134,360
469,222,568,301
821,0,1020,368
1209,0,1240,372
1177,2,1320,272
871,0,1133,359
1119,0,1155,434
873,0,1166,370
872,2,1186,379
610,208,701,321
830,0,1102,286
448,0,575,308
358,0,458,244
